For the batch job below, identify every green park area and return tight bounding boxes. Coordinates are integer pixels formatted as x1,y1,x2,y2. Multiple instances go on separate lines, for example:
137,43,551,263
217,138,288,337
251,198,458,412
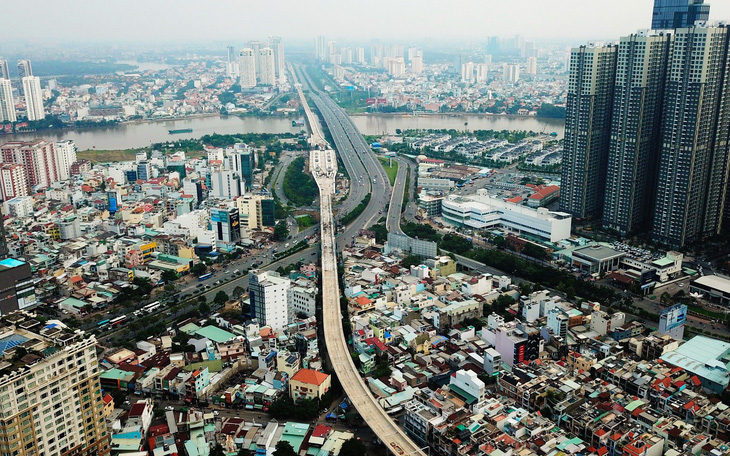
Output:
377,156,398,186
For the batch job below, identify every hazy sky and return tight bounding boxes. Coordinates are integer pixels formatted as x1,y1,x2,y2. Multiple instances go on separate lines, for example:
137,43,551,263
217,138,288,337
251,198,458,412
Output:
5,0,730,44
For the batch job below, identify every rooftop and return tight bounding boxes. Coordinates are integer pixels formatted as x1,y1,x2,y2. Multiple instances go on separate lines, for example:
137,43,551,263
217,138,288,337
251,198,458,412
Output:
693,275,730,295
291,368,330,386
661,335,730,387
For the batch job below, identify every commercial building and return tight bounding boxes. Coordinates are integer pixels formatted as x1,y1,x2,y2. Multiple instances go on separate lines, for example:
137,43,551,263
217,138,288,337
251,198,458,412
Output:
652,25,730,247
136,160,151,182
602,31,673,235
0,258,35,313
0,79,15,122
249,270,290,332
652,0,710,29
661,335,730,393
211,207,241,252
289,369,331,402
289,286,317,319
560,43,617,219
690,274,730,305
211,170,242,199
21,76,44,121
441,190,572,242
658,304,687,340
0,312,110,455
239,48,257,89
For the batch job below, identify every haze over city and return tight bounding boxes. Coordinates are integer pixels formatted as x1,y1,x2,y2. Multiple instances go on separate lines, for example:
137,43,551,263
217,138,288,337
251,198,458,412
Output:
4,0,730,44
3,1,730,456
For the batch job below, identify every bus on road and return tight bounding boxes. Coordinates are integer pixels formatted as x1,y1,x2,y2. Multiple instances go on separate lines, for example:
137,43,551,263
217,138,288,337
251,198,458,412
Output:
97,319,110,327
143,301,161,313
110,316,126,326
198,273,213,281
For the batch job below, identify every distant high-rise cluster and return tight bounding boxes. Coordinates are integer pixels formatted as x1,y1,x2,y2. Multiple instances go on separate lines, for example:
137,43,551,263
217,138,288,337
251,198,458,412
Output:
233,37,285,89
0,58,45,122
315,36,422,76
561,2,730,248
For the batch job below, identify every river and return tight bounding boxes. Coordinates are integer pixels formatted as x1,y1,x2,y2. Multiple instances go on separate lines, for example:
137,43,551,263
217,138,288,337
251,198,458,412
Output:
4,116,303,150
1,114,564,150
350,114,565,139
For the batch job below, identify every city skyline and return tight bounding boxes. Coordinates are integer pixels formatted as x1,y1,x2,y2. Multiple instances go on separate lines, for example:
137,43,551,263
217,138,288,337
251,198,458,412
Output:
3,0,730,45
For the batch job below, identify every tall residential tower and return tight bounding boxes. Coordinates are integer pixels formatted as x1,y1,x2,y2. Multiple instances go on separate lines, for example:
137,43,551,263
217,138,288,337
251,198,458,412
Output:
652,0,710,30
602,31,673,235
560,43,617,219
652,24,730,247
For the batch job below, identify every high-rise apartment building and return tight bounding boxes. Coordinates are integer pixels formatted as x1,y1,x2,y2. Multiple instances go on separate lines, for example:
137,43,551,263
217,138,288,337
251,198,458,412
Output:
526,57,537,76
0,79,16,122
54,140,77,182
1,140,59,189
0,164,29,200
21,76,44,121
0,311,110,456
652,25,730,247
239,48,257,89
603,31,673,235
17,60,32,79
356,47,365,64
269,36,285,80
502,63,521,83
388,57,406,78
249,270,290,332
258,48,276,86
316,36,327,61
0,60,9,79
411,55,423,75
461,62,475,83
652,0,710,30
226,45,238,78
560,43,617,219
476,63,489,83
249,40,264,77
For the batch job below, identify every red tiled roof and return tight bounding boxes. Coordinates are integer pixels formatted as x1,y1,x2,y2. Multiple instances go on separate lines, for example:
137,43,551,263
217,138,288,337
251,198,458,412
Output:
129,402,147,417
291,369,330,386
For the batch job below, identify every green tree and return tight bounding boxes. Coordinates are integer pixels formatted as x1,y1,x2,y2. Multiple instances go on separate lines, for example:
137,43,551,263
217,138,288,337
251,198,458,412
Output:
161,270,178,283
214,291,229,306
233,286,245,298
273,221,290,241
199,302,211,315
401,255,422,269
190,263,207,276
274,441,297,456
211,443,226,456
339,439,368,456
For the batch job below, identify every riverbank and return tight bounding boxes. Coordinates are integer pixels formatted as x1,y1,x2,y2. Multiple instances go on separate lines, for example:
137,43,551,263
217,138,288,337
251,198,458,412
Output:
348,112,563,120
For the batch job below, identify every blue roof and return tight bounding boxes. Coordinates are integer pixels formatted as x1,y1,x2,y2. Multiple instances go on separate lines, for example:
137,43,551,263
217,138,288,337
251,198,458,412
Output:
0,258,25,268
0,334,29,354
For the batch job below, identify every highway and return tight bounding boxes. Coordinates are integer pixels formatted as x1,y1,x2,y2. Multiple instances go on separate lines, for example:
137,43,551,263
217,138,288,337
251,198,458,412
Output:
293,64,392,245
295,65,424,456
310,148,425,456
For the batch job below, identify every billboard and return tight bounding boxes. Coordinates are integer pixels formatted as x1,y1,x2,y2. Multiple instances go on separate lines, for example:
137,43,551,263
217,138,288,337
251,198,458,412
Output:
211,209,229,224
660,304,687,332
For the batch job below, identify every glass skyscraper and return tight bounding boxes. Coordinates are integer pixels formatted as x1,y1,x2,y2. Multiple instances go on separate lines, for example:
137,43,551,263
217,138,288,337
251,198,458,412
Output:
652,0,710,29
